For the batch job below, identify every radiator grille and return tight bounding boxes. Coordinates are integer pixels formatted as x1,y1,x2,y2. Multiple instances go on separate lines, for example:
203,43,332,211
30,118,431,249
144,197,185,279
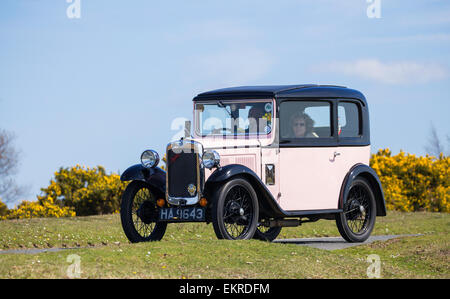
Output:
167,148,198,198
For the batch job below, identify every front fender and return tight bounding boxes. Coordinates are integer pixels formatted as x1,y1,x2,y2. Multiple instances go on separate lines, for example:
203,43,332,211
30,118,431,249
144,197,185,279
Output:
339,163,387,216
206,164,285,218
207,164,258,183
121,164,166,196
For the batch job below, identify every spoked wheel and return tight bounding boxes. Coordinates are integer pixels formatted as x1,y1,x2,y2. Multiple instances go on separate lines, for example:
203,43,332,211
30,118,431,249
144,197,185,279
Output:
253,218,282,242
336,177,376,243
212,178,259,240
120,180,167,243
253,223,282,242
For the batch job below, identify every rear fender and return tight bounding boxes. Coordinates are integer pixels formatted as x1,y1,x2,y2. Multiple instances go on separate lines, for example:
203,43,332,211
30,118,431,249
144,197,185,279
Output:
339,163,387,216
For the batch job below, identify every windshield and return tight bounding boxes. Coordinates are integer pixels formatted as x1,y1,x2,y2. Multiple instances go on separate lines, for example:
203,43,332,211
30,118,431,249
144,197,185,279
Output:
194,100,273,137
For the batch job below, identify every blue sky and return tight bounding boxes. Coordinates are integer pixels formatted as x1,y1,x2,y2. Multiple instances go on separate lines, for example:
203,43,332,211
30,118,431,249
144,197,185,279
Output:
1,0,449,206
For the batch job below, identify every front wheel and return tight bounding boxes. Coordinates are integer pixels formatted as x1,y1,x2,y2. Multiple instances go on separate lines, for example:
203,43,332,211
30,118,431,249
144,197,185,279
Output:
211,178,259,240
120,180,167,243
336,177,376,243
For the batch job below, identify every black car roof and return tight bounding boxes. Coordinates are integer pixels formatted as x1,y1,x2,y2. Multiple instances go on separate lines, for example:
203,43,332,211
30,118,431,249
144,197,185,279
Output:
193,84,367,104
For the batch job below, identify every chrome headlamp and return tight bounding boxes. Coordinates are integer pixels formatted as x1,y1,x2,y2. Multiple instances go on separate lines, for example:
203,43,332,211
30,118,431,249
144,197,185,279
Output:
140,150,160,169
202,150,220,169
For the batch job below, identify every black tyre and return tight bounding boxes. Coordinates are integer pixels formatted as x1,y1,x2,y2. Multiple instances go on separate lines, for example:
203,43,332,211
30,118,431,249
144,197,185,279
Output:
120,180,167,243
211,178,259,240
253,224,282,242
336,177,377,243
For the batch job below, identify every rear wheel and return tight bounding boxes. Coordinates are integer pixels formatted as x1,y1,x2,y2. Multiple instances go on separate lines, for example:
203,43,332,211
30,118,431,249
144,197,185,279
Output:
211,178,259,240
120,180,167,243
336,177,376,243
253,224,282,242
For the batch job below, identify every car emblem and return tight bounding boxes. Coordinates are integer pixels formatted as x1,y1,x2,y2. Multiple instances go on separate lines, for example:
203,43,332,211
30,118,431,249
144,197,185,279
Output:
187,184,196,196
170,154,181,164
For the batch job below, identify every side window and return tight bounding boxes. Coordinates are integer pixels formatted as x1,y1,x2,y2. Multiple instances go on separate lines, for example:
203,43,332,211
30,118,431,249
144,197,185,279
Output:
280,101,332,139
338,102,361,137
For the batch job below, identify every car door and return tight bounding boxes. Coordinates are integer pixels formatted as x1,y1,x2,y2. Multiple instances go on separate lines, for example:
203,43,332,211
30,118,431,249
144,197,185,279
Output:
278,99,341,211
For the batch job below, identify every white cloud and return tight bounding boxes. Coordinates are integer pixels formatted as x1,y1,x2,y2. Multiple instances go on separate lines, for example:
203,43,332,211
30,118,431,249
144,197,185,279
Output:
315,59,448,84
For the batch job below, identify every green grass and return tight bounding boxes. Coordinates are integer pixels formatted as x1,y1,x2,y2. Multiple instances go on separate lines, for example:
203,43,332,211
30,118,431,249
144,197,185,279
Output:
0,211,448,278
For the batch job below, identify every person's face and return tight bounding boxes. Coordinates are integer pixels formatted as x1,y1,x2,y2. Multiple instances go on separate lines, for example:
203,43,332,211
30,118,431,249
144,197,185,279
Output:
293,118,306,137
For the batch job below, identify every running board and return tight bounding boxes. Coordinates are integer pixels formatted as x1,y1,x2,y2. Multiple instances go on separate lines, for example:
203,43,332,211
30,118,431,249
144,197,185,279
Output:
265,216,332,228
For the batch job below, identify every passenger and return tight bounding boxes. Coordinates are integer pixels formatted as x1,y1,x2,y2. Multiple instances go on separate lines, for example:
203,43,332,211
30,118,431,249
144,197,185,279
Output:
290,112,318,138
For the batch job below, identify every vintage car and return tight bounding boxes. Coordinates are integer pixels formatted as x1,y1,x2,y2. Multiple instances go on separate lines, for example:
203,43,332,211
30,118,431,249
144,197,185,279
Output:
120,84,386,243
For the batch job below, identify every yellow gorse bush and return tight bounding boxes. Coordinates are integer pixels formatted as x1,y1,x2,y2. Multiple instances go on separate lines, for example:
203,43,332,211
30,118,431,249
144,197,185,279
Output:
5,197,76,219
0,197,8,220
1,195,75,220
37,165,128,216
1,165,128,220
370,149,449,212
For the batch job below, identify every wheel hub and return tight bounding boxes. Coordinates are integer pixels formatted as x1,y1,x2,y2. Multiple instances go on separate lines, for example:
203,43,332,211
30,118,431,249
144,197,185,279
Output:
226,201,248,224
347,200,362,220
137,201,156,224
228,201,241,215
359,205,365,213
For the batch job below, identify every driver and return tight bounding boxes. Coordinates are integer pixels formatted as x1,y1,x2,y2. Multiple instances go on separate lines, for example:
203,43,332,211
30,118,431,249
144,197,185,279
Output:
290,112,318,138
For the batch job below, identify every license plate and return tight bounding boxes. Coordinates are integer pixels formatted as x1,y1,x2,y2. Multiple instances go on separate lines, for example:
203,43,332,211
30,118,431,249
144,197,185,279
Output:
159,207,205,222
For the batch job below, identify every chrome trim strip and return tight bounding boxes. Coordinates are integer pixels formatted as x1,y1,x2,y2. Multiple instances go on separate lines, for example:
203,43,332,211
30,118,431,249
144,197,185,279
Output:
166,139,203,154
168,196,199,206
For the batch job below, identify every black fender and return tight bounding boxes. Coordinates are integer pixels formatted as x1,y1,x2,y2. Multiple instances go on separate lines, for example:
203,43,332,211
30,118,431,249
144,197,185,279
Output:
120,164,166,197
339,163,387,216
206,164,286,218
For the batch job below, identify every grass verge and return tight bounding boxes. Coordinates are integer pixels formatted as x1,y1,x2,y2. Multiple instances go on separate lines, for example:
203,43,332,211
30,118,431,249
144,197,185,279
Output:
0,211,448,278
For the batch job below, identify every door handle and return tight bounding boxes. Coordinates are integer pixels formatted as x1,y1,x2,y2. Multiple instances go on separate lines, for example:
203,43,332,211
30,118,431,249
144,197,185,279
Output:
330,151,340,162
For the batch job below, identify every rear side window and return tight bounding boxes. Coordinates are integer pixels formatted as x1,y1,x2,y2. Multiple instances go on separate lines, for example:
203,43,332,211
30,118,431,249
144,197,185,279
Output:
280,101,332,139
338,102,361,137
